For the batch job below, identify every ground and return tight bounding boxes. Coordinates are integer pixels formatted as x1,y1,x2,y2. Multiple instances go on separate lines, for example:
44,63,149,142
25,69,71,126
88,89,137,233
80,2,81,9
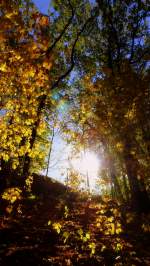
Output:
0,174,150,265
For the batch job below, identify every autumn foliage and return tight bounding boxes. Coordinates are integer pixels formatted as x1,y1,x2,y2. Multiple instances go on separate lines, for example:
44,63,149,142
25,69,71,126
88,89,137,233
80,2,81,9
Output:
0,0,53,180
0,0,150,265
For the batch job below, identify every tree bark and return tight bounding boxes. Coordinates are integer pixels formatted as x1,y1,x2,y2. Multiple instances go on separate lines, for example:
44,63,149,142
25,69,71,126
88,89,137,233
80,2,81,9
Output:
22,95,46,178
110,170,124,202
124,143,149,213
122,174,130,201
46,124,55,177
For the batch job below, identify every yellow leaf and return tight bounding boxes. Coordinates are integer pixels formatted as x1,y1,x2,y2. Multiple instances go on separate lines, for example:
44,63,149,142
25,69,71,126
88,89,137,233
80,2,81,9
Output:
43,61,52,70
63,231,69,243
52,222,62,234
111,223,115,235
28,69,35,78
0,63,7,72
107,217,113,223
11,196,17,203
85,232,90,240
116,142,123,152
39,16,49,26
88,242,96,255
15,54,21,60
3,154,9,162
101,245,106,252
116,227,122,234
116,243,122,251
77,228,83,236
12,163,17,170
5,13,14,19
48,220,51,226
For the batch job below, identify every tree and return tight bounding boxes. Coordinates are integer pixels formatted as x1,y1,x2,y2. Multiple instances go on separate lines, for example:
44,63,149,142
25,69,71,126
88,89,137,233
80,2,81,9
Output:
0,0,53,187
0,0,149,213
61,0,150,212
0,0,99,191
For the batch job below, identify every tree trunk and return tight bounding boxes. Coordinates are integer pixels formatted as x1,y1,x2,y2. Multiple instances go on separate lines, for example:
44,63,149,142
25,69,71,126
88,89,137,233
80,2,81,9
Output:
124,145,149,213
46,123,55,177
109,158,124,202
110,170,124,202
22,95,47,178
122,174,130,201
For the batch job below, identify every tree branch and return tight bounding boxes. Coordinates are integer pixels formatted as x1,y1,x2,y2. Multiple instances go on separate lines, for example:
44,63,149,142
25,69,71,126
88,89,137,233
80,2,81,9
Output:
45,0,75,57
50,12,98,91
129,7,140,62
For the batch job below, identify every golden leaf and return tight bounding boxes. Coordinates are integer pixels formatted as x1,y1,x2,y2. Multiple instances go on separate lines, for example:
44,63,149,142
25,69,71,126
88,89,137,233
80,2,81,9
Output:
39,16,49,26
43,61,52,70
0,63,7,72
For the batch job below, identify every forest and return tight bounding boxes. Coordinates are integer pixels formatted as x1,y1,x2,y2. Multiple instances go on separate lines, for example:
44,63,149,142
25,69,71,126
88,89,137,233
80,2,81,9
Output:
0,0,150,265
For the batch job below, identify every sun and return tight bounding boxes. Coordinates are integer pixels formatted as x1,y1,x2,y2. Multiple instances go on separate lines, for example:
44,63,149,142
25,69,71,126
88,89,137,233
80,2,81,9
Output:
71,150,100,178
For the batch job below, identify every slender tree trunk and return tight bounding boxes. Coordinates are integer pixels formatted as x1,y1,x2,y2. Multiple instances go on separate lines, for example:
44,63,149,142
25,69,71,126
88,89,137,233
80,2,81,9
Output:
110,170,124,203
46,124,55,177
108,154,124,202
122,174,130,201
86,171,90,192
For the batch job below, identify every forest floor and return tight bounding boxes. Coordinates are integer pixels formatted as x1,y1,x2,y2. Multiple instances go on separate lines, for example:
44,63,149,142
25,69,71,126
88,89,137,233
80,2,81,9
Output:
0,174,150,266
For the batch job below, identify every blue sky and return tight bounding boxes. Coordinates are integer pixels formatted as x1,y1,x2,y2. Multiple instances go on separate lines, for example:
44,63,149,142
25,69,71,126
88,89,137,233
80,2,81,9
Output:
32,0,50,14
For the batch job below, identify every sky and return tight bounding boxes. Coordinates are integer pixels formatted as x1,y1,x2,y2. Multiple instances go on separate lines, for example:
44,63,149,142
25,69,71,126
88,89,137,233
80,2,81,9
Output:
32,0,50,14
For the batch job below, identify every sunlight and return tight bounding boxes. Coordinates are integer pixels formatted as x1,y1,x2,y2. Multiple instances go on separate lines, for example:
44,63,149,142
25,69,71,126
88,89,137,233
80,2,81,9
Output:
71,151,100,178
